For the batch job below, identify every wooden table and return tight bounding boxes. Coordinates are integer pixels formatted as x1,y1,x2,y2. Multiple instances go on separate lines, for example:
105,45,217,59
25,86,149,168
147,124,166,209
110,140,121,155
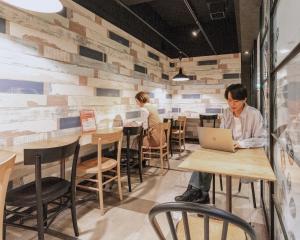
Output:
0,127,123,165
178,147,276,212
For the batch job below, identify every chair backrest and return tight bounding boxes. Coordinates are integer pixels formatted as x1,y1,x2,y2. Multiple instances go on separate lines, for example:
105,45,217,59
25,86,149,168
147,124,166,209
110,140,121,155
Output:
164,118,173,133
24,138,80,165
149,202,256,240
177,116,187,129
199,114,218,128
0,152,15,239
24,138,80,189
123,126,143,151
163,121,171,150
94,129,123,168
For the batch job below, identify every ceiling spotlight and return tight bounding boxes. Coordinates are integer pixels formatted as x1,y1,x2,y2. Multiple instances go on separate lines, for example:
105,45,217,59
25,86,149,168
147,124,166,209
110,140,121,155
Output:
2,0,63,13
244,50,250,55
192,29,200,37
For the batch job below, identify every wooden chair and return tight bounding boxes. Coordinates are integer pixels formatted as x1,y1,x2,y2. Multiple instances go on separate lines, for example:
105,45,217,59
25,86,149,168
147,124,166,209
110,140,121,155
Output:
199,114,223,205
0,152,15,240
77,130,123,214
149,202,256,240
171,116,187,157
5,139,80,240
238,179,257,208
141,122,171,174
163,118,174,157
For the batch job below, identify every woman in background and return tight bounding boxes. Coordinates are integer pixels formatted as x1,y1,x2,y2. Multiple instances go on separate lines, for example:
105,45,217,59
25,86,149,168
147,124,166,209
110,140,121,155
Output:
135,91,166,147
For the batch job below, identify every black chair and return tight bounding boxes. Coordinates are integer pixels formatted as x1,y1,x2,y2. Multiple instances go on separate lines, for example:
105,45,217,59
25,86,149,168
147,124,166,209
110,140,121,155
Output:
163,118,174,157
4,138,80,240
199,114,223,205
149,202,256,240
122,126,143,192
238,179,257,208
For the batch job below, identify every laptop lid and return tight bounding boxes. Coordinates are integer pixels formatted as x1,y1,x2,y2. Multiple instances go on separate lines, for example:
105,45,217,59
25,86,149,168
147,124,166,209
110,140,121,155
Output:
197,127,236,152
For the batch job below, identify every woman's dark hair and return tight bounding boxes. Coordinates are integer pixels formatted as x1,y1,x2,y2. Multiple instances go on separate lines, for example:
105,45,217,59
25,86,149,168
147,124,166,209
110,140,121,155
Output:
135,91,150,104
224,84,247,100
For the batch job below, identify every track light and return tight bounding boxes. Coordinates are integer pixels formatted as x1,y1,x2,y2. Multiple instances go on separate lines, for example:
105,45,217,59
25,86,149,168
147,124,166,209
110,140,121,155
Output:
192,29,200,37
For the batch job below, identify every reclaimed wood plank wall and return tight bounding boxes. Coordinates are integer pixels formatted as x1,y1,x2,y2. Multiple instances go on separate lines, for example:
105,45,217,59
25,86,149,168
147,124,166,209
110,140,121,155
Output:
0,0,172,147
0,0,241,147
170,54,241,116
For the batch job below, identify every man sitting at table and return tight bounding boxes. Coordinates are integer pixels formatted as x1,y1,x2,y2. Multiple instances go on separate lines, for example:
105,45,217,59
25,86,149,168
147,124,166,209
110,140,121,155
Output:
175,83,266,203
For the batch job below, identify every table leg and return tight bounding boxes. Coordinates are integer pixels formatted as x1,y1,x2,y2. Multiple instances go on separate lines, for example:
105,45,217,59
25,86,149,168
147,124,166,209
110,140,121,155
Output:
226,176,232,212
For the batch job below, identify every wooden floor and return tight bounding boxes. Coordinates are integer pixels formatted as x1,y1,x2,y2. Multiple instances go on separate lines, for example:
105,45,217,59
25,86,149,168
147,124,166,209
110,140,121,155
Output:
6,144,269,240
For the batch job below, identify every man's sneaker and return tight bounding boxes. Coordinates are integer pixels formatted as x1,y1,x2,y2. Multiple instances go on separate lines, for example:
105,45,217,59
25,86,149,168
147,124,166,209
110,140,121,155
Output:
175,185,202,202
193,192,210,204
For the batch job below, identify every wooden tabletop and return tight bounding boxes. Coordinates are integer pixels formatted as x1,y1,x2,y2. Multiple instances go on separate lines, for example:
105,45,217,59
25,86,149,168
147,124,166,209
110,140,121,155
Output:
0,150,16,165
0,127,123,165
178,147,276,181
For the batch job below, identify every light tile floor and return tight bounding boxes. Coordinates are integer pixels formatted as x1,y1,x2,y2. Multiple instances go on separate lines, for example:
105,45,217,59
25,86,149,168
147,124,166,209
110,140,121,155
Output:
6,144,269,240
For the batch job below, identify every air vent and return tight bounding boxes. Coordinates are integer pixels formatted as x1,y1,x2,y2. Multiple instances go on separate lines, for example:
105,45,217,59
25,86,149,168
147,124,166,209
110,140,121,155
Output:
210,12,225,20
207,1,226,20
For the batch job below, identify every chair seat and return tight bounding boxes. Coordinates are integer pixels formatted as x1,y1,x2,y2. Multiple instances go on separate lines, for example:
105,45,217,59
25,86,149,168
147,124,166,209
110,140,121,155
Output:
172,130,184,135
176,216,247,240
142,143,168,150
6,177,70,207
77,157,117,175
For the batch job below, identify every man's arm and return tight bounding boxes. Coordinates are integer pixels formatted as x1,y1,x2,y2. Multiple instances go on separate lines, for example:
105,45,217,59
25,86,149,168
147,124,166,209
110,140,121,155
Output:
238,111,266,148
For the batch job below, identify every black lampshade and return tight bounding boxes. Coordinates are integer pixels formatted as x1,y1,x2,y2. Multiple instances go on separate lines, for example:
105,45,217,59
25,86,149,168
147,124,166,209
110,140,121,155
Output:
172,67,189,81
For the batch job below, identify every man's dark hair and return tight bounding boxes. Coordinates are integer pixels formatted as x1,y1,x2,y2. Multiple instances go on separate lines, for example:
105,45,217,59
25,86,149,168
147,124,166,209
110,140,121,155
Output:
224,84,247,100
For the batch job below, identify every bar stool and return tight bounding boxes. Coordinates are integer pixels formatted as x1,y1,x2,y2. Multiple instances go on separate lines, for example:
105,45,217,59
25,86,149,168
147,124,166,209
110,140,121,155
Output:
238,179,257,208
199,114,223,205
0,152,15,240
121,126,143,192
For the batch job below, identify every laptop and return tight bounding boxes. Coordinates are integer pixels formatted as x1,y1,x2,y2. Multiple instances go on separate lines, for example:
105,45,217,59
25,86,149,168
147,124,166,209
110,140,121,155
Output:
197,127,236,152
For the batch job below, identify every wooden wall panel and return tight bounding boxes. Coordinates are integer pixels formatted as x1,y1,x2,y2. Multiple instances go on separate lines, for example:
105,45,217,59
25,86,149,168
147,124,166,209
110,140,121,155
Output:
171,54,241,114
0,0,240,148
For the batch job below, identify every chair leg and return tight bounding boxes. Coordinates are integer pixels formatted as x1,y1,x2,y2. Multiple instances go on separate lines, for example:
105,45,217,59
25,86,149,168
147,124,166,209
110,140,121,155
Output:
212,174,216,205
126,150,132,192
166,152,170,169
138,150,143,183
3,206,7,240
117,165,123,201
97,173,104,213
70,191,79,236
179,137,182,157
238,179,242,192
36,200,45,240
219,175,223,191
170,137,173,157
43,204,47,227
160,150,164,174
183,136,186,151
251,182,257,208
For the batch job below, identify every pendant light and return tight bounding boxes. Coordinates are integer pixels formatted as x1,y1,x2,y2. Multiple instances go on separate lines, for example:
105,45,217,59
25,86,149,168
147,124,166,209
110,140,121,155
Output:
2,0,63,13
172,52,189,81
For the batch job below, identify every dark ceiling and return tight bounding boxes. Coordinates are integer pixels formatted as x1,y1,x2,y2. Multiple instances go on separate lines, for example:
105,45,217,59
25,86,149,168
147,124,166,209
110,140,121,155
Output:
74,0,240,58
